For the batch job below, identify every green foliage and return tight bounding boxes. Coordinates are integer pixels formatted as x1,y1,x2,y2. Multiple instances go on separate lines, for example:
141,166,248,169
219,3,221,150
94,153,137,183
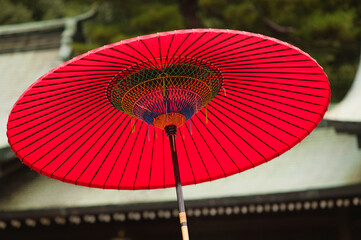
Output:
0,0,33,24
110,34,133,44
29,0,66,20
199,0,227,17
130,3,184,34
223,2,260,31
198,0,227,28
72,42,101,56
296,9,358,43
87,24,121,45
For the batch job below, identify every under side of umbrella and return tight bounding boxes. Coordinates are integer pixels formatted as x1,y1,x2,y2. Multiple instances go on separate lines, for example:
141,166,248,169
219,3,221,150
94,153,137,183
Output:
7,29,330,240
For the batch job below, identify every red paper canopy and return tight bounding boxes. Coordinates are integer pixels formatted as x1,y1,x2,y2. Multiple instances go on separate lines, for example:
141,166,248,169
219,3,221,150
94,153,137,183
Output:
7,29,330,189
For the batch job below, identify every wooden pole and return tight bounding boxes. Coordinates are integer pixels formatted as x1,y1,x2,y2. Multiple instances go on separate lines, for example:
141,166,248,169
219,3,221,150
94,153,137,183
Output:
165,125,189,240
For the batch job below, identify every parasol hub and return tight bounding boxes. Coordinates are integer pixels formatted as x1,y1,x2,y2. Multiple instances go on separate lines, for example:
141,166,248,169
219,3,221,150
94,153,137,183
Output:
164,124,178,137
107,57,223,128
153,112,186,129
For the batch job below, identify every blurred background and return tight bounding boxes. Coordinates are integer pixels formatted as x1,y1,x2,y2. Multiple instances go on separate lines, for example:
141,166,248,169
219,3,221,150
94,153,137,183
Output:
0,0,360,239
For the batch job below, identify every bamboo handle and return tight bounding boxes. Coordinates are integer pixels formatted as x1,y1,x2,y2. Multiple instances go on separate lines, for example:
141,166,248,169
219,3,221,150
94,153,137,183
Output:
181,225,189,240
179,212,189,240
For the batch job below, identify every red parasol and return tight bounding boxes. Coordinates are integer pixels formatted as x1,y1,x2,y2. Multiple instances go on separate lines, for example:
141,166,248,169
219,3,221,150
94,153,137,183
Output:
7,29,330,239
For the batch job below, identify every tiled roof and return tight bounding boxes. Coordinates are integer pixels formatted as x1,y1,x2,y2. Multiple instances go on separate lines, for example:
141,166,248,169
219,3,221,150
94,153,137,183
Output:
0,126,359,211
0,19,63,53
0,8,96,54
0,30,62,53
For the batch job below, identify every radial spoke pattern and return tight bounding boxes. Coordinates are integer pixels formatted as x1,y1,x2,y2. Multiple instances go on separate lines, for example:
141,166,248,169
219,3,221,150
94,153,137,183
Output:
7,29,330,189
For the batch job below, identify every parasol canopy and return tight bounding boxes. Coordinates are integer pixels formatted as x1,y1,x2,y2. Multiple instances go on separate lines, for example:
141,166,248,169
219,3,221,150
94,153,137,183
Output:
7,29,330,190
